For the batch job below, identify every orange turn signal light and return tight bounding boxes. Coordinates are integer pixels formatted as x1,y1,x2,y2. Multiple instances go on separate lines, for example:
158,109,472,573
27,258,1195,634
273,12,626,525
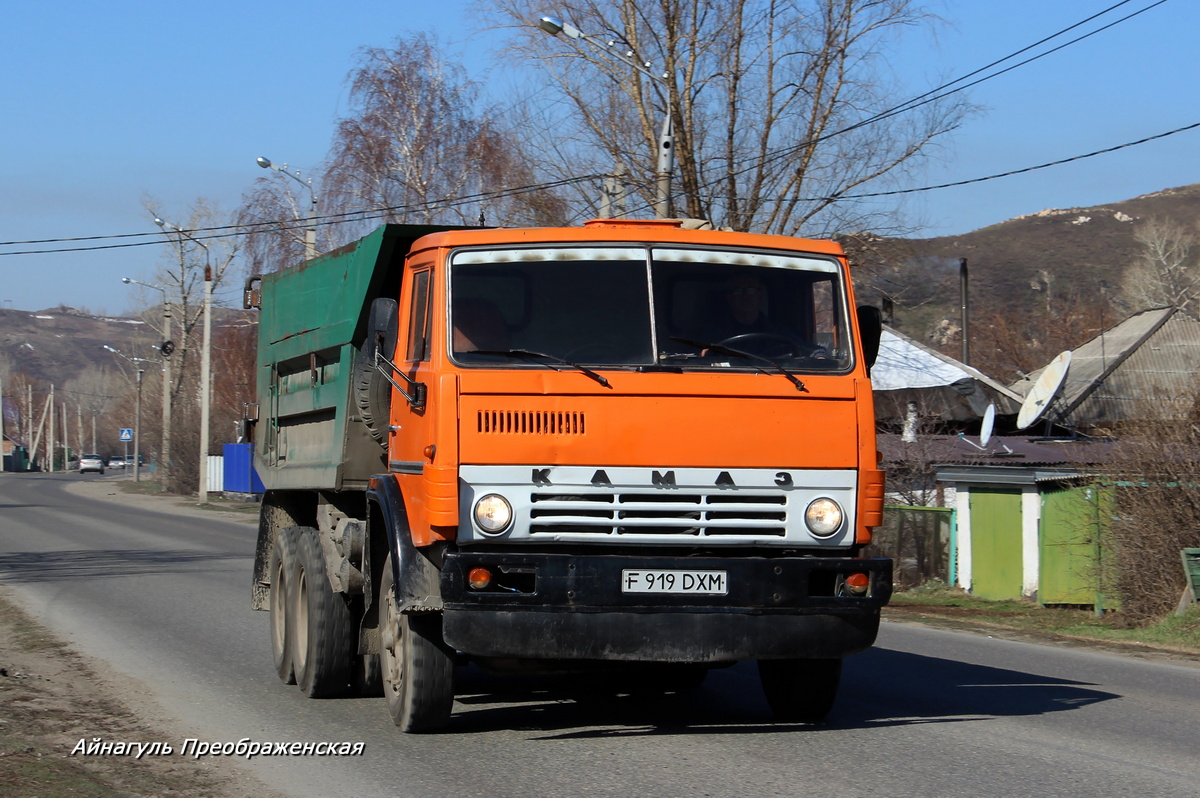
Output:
845,572,870,595
467,567,492,590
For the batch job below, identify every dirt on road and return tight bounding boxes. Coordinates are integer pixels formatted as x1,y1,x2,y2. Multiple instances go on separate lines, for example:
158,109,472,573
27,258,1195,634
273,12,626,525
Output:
0,477,277,797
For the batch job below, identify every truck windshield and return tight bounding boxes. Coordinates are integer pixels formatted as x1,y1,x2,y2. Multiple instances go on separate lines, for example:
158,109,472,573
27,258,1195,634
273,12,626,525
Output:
449,245,852,371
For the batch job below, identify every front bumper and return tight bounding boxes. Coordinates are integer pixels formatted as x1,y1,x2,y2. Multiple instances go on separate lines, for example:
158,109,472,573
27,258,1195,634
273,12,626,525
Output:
440,552,891,662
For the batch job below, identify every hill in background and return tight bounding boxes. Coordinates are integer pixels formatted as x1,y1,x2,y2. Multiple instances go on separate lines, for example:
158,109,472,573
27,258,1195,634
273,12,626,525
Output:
849,183,1200,381
0,306,154,386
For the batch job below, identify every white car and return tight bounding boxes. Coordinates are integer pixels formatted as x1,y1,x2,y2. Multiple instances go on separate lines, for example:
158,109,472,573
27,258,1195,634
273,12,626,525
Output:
108,457,125,469
79,454,106,474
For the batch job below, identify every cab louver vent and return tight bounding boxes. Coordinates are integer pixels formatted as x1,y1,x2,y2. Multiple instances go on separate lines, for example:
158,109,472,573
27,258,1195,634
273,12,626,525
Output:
477,410,586,435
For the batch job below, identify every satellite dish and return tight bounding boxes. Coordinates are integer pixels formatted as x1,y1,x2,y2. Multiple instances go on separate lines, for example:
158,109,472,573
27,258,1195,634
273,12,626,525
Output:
1016,350,1072,430
980,402,996,446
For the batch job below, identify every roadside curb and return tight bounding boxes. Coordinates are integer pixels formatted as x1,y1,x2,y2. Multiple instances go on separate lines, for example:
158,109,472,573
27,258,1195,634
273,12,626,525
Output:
63,476,259,524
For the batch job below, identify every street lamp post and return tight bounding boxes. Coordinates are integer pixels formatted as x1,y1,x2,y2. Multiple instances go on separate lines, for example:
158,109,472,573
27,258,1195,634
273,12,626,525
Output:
153,217,212,504
103,346,150,482
537,14,676,218
256,156,318,260
122,277,173,488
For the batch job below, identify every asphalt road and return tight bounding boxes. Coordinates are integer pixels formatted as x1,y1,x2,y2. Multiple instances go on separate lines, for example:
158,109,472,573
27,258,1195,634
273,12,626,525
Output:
1,471,1197,797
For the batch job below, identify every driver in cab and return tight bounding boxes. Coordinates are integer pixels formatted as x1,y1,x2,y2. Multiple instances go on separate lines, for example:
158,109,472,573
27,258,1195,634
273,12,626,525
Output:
706,273,827,360
720,274,774,338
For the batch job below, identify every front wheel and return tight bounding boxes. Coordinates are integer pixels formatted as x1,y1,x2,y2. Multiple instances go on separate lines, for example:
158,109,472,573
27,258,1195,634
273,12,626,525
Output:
379,555,454,732
757,658,842,722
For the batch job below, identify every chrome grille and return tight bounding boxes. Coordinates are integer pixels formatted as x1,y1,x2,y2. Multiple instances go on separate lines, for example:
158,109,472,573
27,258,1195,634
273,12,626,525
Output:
529,490,787,537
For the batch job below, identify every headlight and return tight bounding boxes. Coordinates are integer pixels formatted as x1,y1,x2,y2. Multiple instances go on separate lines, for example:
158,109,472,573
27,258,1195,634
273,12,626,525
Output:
805,498,844,537
473,494,513,535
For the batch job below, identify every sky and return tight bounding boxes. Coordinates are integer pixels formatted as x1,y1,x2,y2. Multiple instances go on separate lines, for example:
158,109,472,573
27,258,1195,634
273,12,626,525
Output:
1,0,1196,314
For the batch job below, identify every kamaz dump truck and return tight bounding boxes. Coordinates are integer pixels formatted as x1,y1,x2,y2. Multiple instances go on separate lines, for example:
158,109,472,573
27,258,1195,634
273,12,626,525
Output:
246,219,891,732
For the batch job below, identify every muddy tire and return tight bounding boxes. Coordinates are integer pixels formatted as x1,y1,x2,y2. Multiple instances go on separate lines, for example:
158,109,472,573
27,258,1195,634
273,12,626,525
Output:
290,526,353,698
757,658,842,722
268,527,298,685
379,554,454,732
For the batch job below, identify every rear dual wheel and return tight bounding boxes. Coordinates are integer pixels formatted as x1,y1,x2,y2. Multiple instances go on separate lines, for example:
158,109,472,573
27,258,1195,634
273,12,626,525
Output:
379,554,455,732
290,526,353,697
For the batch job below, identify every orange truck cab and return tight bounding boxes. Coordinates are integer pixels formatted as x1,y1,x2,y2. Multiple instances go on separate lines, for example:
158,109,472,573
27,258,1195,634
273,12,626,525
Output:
248,219,891,732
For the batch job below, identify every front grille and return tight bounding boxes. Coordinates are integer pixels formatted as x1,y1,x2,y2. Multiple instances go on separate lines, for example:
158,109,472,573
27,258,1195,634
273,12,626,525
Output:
477,410,586,435
529,490,787,537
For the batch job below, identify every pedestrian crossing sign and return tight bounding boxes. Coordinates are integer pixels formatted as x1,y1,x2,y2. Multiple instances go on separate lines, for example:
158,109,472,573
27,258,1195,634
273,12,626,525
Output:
119,428,133,442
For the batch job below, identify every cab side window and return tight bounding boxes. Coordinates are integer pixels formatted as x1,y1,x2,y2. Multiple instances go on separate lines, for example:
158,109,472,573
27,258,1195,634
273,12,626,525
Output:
407,270,432,362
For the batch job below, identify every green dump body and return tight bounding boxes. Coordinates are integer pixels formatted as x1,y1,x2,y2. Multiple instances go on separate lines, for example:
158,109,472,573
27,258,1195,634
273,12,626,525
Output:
253,224,465,491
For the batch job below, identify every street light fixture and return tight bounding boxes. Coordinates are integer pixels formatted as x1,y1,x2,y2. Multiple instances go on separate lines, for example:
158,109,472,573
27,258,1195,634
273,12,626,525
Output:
256,156,318,260
537,13,676,218
103,345,149,482
154,216,212,505
122,277,173,488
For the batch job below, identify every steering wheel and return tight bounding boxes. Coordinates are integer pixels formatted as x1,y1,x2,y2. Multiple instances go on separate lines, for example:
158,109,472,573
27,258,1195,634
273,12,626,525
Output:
716,332,802,359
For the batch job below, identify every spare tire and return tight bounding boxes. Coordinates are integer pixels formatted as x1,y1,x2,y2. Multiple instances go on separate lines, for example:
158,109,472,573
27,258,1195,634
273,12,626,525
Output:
355,298,399,444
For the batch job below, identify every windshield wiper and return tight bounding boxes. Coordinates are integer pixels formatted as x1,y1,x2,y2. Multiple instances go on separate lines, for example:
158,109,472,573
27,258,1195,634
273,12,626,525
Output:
466,349,611,388
667,337,807,393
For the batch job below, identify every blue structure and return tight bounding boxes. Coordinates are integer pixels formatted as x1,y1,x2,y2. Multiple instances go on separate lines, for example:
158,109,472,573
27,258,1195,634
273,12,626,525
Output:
223,443,265,494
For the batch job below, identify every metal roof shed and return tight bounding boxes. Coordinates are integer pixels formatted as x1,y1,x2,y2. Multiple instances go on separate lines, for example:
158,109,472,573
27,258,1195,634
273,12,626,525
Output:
1011,307,1200,429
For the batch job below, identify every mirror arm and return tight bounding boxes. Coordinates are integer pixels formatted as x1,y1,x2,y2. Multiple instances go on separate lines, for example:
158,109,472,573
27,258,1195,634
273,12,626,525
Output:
374,348,426,409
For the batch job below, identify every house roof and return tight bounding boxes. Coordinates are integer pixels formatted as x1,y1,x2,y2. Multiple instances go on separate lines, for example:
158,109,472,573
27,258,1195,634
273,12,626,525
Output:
1011,307,1200,427
872,326,1022,422
879,432,1121,469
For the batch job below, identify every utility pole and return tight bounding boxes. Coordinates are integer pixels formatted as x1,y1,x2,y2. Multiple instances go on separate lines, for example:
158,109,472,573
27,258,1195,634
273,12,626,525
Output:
134,369,143,482
48,384,54,472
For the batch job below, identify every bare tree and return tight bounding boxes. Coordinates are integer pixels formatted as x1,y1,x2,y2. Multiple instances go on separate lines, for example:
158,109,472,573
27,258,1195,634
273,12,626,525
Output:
1121,218,1199,313
969,280,1108,385
1102,400,1200,623
63,368,120,453
323,34,568,240
210,321,258,445
487,0,970,234
237,34,570,276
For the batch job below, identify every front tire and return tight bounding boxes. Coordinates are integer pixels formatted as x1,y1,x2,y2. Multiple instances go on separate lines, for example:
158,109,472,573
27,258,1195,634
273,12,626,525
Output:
290,526,353,698
758,658,842,722
268,527,298,684
379,554,454,732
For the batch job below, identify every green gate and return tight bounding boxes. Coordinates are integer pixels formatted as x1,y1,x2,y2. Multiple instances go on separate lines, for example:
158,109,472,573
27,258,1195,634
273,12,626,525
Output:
970,487,1023,600
1040,483,1115,608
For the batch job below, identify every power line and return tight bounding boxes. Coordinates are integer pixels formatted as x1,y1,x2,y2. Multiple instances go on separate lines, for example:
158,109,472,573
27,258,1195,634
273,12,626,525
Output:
2,117,1189,256
0,173,605,255
800,120,1200,202
752,0,1170,175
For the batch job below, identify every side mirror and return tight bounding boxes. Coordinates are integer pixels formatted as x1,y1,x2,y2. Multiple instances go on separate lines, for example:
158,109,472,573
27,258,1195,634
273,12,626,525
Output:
856,305,882,376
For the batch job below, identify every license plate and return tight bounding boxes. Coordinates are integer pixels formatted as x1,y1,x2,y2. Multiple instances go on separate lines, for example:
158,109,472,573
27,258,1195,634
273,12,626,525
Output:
620,569,728,595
